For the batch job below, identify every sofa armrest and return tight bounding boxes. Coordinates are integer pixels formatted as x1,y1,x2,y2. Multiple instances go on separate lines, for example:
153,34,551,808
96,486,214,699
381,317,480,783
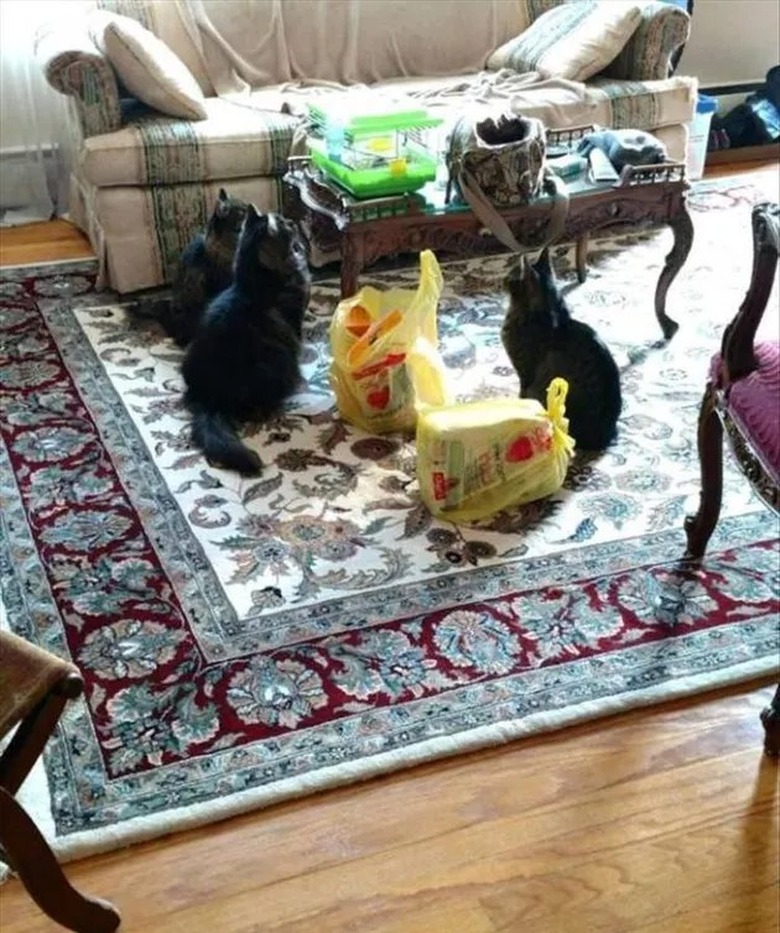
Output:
603,2,691,82
35,23,122,138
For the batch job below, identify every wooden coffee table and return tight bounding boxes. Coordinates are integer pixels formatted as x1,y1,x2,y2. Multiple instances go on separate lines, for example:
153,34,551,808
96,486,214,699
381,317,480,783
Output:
282,133,694,340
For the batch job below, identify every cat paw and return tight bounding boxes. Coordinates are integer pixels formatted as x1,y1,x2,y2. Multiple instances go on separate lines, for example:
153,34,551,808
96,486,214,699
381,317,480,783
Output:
238,451,264,476
206,450,263,476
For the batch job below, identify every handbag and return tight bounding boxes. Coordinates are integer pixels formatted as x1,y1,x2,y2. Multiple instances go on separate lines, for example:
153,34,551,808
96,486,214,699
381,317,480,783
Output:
446,111,569,253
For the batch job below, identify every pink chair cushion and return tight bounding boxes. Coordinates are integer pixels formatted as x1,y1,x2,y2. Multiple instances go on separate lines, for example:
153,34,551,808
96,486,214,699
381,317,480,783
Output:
710,341,780,485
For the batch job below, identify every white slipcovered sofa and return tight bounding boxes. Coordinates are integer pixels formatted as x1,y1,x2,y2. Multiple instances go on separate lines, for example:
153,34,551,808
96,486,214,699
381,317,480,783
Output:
37,0,696,293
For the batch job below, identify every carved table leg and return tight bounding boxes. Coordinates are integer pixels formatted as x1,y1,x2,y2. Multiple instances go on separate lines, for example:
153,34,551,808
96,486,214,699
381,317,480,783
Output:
575,235,588,283
340,234,363,299
0,788,121,933
655,205,694,340
684,382,723,559
760,684,780,756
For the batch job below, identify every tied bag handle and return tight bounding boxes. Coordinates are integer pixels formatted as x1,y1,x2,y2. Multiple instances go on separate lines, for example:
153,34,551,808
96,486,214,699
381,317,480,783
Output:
457,166,570,255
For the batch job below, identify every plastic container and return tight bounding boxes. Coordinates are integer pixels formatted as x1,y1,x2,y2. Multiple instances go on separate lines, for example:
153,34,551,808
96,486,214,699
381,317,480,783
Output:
415,380,575,523
307,96,442,198
687,93,718,180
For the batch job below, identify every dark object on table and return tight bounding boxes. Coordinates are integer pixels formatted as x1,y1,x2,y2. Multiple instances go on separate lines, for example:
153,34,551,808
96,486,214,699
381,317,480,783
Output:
576,129,668,171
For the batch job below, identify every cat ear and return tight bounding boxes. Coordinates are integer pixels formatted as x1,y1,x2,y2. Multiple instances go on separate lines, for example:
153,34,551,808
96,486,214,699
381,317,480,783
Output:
533,248,552,276
245,203,268,232
215,189,229,220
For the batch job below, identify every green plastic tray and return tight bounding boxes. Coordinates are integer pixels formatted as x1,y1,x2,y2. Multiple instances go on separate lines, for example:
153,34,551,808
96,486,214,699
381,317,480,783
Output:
309,141,438,198
307,100,441,137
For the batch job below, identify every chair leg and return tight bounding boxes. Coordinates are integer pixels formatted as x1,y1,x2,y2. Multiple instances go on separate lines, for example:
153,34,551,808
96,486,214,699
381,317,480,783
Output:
684,382,724,558
760,685,780,757
0,692,69,795
0,788,120,933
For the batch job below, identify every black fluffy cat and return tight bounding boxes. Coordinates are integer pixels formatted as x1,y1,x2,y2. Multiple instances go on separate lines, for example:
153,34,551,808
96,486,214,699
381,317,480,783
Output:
166,188,248,346
501,248,622,451
133,188,248,346
181,204,311,475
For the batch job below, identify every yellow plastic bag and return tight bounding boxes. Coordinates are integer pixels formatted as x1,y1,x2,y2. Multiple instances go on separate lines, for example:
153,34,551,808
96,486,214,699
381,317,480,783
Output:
330,250,450,434
416,378,575,523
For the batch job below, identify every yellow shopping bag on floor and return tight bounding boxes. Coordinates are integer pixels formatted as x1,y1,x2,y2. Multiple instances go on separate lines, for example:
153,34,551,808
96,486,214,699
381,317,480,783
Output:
330,250,451,434
416,378,575,523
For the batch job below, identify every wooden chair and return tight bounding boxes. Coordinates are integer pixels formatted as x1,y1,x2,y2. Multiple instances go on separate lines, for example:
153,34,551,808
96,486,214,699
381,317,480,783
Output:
683,201,780,757
0,630,120,931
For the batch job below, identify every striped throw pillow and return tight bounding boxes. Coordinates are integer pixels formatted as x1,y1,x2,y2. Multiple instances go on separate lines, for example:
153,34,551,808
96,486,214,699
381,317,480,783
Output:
487,1,644,83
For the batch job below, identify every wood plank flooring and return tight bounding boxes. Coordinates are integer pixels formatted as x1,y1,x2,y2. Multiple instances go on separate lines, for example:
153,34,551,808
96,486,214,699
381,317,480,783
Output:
1,685,777,933
0,218,93,267
1,160,778,932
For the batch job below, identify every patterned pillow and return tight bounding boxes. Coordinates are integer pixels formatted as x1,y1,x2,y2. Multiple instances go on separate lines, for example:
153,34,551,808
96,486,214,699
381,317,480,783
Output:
89,12,207,121
487,1,644,83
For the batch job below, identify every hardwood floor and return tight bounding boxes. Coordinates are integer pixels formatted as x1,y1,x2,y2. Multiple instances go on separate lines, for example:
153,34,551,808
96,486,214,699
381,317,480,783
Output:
1,160,778,932
1,685,777,933
0,218,93,267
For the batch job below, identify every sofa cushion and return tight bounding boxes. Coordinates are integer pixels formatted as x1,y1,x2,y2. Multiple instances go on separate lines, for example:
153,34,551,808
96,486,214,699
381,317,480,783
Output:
90,12,207,120
79,96,299,187
710,343,780,486
588,75,696,129
487,0,643,82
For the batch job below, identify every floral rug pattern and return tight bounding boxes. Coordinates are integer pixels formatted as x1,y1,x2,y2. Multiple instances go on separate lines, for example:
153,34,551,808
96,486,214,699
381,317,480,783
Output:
0,176,778,853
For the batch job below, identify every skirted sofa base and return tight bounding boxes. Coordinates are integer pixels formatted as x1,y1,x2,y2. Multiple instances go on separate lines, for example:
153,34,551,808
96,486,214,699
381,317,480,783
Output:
70,173,284,294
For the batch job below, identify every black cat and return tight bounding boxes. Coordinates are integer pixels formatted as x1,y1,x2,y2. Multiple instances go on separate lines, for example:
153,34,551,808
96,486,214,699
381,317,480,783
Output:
132,189,248,347
501,248,622,451
181,204,311,475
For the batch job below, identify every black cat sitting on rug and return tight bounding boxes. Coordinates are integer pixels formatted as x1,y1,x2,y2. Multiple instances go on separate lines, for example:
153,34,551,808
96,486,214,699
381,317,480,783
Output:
501,248,622,451
182,204,311,475
132,188,248,347
165,188,249,347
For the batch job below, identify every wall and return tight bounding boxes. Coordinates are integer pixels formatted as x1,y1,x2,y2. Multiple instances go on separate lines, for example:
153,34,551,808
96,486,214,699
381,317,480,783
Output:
678,0,780,87
0,0,94,214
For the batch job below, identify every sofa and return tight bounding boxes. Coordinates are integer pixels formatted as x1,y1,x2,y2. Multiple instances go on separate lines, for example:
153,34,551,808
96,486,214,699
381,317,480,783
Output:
37,0,696,294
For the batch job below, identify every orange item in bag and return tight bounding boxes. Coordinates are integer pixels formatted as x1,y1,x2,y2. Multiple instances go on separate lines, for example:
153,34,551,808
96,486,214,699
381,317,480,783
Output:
345,304,372,339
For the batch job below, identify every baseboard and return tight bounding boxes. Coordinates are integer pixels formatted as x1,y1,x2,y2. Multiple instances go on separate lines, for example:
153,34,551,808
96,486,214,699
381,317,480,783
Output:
706,143,780,165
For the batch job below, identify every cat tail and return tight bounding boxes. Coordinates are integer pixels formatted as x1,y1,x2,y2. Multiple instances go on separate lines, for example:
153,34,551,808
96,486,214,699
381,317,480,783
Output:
190,408,262,476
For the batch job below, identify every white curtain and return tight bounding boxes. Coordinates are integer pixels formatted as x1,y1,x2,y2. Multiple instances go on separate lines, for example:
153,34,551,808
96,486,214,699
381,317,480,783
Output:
0,0,95,225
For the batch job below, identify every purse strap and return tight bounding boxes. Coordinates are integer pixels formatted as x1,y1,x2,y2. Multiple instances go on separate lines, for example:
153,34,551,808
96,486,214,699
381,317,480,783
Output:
457,167,569,256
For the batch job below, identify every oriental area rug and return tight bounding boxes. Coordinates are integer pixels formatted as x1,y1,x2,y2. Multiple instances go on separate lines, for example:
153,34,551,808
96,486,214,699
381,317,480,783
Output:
1,174,778,866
